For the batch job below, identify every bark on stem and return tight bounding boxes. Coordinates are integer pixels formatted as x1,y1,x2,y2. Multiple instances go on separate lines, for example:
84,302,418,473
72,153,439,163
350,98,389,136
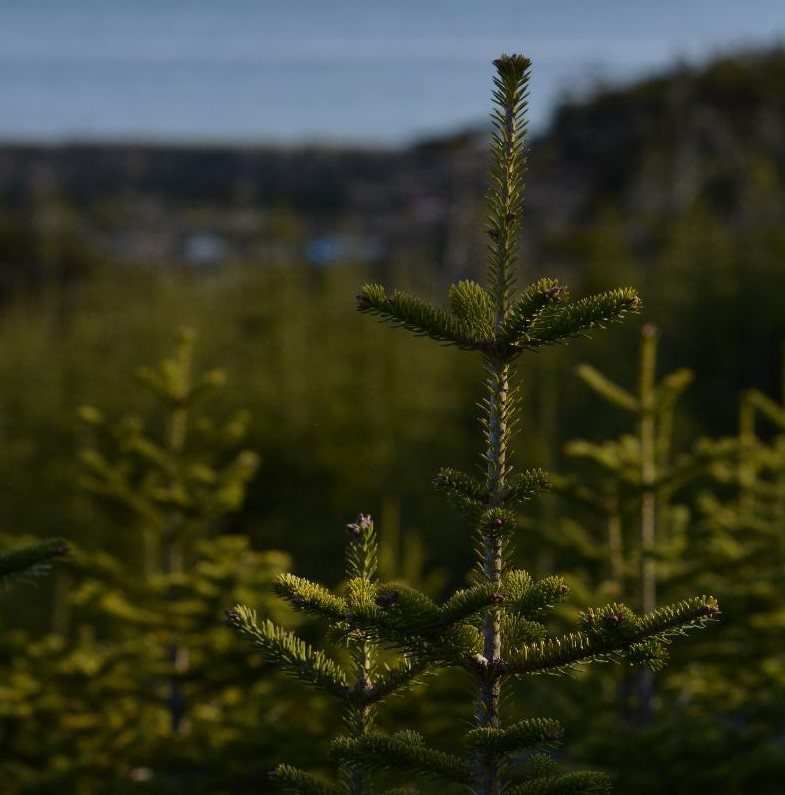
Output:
345,633,373,795
475,358,510,795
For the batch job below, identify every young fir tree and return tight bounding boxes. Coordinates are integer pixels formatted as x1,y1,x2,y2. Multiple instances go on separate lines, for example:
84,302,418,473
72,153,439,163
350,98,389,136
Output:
226,54,719,795
674,353,785,790
73,329,291,783
549,325,730,722
0,331,300,793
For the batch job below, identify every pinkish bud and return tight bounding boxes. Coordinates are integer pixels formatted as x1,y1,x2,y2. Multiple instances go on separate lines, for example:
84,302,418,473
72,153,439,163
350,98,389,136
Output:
358,513,372,530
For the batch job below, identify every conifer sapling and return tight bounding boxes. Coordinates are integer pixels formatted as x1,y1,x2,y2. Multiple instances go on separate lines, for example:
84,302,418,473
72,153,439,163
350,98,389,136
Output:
226,54,719,795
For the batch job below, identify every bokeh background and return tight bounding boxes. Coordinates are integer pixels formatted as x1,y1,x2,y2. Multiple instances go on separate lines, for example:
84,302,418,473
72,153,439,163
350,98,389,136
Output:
1,2,785,793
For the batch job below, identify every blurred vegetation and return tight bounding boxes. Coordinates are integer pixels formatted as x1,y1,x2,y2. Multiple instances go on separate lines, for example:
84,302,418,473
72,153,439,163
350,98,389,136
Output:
0,47,784,793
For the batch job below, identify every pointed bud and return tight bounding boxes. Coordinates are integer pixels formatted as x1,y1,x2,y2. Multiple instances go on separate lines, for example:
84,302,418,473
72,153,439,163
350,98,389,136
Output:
545,285,565,302
702,603,720,619
358,513,372,530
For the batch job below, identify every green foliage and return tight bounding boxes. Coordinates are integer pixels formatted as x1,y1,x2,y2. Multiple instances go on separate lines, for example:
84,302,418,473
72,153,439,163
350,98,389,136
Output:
271,765,341,795
229,54,716,795
2,46,782,795
536,326,785,793
668,363,785,791
227,605,348,697
357,282,640,355
464,716,562,756
551,325,726,611
331,731,474,785
78,328,260,553
228,513,434,795
0,333,299,793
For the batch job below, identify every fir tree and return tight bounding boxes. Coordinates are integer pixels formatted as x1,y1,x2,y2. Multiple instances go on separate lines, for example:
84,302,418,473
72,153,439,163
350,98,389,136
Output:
550,324,729,722
0,331,297,793
673,351,785,791
227,54,719,795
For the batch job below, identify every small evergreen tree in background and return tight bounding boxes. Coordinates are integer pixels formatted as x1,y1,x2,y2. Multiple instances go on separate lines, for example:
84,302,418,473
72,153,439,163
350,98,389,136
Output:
534,326,743,793
676,353,785,791
550,324,731,722
0,331,303,793
227,55,719,794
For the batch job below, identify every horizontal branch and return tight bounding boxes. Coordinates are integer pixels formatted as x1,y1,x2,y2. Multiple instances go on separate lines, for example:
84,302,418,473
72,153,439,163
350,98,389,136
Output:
464,717,563,755
332,732,473,786
522,288,642,349
275,573,347,621
357,284,484,348
506,596,719,675
505,770,611,795
269,764,340,795
224,605,347,697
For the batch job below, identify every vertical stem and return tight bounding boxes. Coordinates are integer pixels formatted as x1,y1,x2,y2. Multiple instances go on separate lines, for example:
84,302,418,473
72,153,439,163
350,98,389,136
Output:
607,492,625,598
345,634,373,795
476,357,509,795
638,325,658,722
343,515,376,795
474,53,529,795
483,360,510,643
738,393,757,520
167,331,192,457
479,203,513,793
165,331,193,736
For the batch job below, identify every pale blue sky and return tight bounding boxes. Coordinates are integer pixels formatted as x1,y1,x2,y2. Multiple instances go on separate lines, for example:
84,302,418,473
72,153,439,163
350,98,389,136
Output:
1,0,783,145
